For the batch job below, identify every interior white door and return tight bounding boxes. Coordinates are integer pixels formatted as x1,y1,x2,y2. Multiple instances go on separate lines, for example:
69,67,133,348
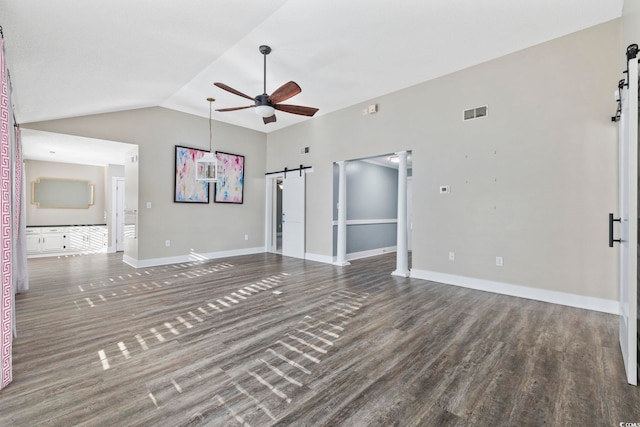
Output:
617,54,638,386
282,173,305,259
115,178,125,252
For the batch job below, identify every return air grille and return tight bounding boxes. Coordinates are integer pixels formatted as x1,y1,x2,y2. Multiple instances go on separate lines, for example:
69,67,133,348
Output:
463,105,488,121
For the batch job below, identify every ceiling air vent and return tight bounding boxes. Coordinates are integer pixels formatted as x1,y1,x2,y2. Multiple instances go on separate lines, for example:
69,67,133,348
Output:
463,105,488,121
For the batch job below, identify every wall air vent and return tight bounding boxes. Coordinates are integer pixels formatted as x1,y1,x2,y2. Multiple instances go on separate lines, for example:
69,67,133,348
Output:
463,105,488,121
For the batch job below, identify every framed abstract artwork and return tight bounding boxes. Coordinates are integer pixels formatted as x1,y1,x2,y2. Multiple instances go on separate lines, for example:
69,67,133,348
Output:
174,145,210,203
214,151,245,204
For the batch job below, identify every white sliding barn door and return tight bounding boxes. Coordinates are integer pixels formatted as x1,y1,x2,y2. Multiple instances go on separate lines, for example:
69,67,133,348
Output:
617,53,638,386
282,173,306,259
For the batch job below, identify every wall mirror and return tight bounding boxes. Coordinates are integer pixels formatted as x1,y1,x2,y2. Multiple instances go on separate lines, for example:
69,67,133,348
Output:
31,178,94,209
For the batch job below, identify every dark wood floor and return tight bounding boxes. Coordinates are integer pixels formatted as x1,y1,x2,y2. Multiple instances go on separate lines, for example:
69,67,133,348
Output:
0,252,638,426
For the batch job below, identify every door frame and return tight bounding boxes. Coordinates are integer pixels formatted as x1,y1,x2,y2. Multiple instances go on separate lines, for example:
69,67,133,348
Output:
111,177,125,253
265,169,312,256
265,175,280,253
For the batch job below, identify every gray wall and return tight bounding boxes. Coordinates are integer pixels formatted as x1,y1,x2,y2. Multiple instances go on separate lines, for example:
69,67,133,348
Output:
21,19,624,304
623,0,640,64
332,160,398,255
25,160,106,226
24,107,266,262
267,19,620,301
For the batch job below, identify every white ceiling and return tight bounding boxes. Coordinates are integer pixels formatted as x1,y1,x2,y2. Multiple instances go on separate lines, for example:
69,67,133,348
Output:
21,128,135,166
363,154,412,170
0,0,624,164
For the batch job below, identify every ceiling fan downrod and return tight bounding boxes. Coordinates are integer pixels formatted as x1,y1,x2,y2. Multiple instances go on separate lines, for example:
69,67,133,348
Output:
259,45,271,95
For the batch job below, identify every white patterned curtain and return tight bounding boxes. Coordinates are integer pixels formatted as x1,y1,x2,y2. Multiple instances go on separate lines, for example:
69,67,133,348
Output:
0,28,13,391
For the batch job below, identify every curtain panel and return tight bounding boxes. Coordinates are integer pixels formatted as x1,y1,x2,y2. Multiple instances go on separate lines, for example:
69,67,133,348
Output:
0,32,13,390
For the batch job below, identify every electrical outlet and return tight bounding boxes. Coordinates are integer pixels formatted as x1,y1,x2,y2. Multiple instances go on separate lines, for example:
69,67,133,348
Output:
244,234,249,241
440,185,450,194
448,252,455,261
496,256,503,267
165,240,170,247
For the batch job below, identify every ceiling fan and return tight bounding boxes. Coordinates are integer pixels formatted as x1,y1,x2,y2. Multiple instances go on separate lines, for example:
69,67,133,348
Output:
214,45,319,124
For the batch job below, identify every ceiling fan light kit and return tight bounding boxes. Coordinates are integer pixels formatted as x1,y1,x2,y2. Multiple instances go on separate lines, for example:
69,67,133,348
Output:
255,105,275,117
254,93,275,117
214,45,318,125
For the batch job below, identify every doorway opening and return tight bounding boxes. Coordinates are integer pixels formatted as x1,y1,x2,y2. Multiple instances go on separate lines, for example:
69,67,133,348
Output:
21,129,138,258
265,171,307,259
332,152,412,272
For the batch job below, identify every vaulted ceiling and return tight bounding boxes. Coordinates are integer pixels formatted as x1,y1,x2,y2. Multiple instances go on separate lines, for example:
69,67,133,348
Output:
1,0,624,134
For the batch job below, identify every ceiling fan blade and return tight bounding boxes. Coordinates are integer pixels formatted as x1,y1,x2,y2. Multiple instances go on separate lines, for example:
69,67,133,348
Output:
274,104,319,117
263,114,277,124
268,81,301,104
214,83,255,101
215,105,254,112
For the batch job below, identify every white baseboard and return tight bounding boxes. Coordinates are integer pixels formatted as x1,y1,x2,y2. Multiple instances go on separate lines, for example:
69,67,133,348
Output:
410,269,619,315
122,247,265,268
122,254,138,268
346,246,396,261
304,253,334,264
306,247,398,265
28,249,107,259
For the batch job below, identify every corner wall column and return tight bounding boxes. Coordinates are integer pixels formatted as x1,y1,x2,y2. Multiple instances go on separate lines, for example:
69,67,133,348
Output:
392,151,409,277
335,161,350,266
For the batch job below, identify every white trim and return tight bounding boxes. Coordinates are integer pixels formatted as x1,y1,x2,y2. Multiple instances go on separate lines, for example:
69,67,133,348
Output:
306,246,399,265
346,246,396,261
331,218,398,226
410,269,619,315
122,247,265,268
304,252,334,264
336,160,348,265
265,177,274,251
110,177,117,253
111,177,125,254
122,254,139,268
28,249,108,259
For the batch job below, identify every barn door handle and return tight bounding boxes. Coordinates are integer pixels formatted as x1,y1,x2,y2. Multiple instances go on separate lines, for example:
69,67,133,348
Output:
609,213,622,247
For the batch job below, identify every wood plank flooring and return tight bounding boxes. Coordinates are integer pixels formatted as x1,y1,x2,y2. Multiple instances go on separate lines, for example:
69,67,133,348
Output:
0,252,638,426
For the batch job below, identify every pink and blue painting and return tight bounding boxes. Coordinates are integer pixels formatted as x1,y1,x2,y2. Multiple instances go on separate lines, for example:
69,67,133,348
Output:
174,145,210,203
214,151,245,204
